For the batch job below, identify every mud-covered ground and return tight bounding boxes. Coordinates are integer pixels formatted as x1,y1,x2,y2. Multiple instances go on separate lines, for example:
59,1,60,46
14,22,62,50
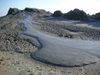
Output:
39,19,100,40
0,12,100,75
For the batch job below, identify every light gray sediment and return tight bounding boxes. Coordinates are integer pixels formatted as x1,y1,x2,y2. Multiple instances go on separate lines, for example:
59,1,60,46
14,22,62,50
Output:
19,16,100,67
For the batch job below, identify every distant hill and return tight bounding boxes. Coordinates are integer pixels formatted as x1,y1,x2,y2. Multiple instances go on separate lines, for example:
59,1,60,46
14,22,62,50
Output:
6,8,100,21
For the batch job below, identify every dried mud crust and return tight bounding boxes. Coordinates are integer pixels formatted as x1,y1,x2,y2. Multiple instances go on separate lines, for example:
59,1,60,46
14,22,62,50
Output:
0,14,100,75
20,16,100,68
0,50,100,75
40,20,100,40
0,16,37,53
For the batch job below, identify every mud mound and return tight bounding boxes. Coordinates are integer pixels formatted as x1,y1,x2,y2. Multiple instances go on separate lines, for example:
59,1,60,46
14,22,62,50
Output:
52,10,63,17
92,13,100,20
7,8,21,15
64,9,88,21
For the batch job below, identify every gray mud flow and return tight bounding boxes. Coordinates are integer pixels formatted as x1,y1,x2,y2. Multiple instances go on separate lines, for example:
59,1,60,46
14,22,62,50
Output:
19,16,100,67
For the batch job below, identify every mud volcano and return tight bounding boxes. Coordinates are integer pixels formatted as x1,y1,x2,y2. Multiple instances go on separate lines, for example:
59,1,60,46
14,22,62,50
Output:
20,16,100,67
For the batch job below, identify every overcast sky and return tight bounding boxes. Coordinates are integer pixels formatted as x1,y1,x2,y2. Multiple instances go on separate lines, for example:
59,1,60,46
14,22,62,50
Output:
0,0,100,16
